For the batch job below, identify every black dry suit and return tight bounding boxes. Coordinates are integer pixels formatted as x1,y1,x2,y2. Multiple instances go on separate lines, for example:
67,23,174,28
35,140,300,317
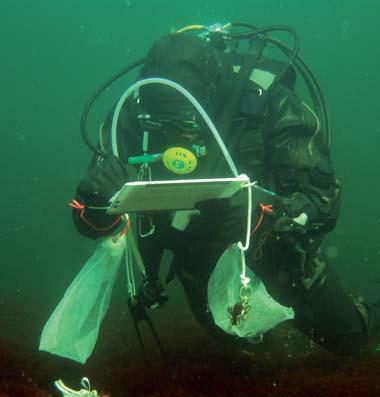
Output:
73,34,377,355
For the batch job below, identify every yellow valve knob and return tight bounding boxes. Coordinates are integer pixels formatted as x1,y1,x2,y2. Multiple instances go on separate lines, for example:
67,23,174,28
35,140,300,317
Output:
162,147,197,174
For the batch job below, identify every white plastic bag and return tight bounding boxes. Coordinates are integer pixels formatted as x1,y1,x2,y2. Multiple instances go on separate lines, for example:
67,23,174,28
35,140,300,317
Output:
208,244,294,339
39,235,126,364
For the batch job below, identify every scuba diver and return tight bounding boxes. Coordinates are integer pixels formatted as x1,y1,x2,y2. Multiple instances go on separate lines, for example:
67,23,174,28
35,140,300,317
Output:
72,23,380,356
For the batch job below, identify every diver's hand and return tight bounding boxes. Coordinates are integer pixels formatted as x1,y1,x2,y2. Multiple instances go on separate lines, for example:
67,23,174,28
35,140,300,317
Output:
138,279,168,310
272,194,309,234
77,155,131,203
272,213,308,234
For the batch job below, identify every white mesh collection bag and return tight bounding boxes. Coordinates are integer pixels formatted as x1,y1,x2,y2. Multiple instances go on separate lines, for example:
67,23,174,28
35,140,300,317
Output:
208,244,294,339
39,235,126,363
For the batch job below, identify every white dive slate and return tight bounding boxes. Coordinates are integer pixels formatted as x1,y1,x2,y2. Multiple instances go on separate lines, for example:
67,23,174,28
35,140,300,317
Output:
107,174,250,214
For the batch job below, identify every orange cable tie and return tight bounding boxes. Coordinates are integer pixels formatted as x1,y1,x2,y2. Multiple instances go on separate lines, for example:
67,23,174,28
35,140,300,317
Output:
252,203,273,234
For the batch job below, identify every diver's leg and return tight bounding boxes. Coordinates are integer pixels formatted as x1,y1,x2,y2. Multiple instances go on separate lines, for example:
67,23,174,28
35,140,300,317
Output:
172,251,232,342
352,298,380,344
174,243,377,355
292,261,370,355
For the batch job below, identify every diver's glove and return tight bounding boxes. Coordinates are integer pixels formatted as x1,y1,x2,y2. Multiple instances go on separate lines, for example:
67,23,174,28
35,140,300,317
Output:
73,155,135,239
272,193,311,235
77,155,132,203
138,278,168,310
272,212,308,234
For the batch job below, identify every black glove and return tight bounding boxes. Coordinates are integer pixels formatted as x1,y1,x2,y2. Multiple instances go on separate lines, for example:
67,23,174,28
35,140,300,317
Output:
77,155,132,203
73,156,135,239
138,279,168,310
272,194,310,234
272,213,308,234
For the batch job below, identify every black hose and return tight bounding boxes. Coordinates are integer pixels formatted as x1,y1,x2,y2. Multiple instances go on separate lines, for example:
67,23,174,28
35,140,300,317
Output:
80,57,146,156
228,23,300,95
228,22,331,150
207,38,266,177
264,37,331,151
229,23,300,64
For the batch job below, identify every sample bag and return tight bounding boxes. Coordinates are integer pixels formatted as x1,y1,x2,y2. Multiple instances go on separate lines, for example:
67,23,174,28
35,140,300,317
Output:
208,244,294,339
39,235,126,364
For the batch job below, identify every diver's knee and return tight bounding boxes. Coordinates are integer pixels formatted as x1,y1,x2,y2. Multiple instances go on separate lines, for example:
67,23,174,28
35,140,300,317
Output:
324,331,369,356
322,298,371,356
